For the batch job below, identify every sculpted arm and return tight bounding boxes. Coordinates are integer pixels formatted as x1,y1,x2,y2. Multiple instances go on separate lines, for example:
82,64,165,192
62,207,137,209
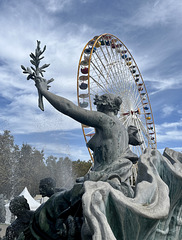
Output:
128,125,142,146
36,80,103,128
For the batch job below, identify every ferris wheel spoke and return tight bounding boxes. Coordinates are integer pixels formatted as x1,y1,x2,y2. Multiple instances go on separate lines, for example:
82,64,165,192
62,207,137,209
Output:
115,52,140,106
122,114,133,126
111,46,129,88
93,50,113,82
102,46,120,87
110,52,130,93
129,85,143,111
109,47,124,89
119,72,135,99
136,102,144,111
89,75,110,94
91,53,108,81
90,60,107,82
98,46,121,89
91,54,118,94
115,62,128,92
134,93,143,109
89,62,114,94
92,52,119,94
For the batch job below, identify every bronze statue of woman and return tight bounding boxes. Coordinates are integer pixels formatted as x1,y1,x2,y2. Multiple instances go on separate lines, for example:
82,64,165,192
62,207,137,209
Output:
21,42,142,239
20,79,142,240
35,79,141,173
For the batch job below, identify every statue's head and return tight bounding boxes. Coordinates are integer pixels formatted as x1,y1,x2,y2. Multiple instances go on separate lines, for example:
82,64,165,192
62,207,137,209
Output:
94,94,122,115
9,196,30,216
39,177,56,197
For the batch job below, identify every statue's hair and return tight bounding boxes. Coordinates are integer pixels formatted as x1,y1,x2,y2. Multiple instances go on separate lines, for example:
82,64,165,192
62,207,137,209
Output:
94,94,122,115
39,177,56,188
9,196,30,213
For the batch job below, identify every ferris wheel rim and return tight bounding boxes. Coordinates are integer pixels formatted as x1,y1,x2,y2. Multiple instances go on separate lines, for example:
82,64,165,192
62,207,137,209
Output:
77,33,157,160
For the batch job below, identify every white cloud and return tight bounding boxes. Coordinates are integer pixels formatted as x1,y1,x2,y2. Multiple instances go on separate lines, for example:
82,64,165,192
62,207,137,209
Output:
160,120,182,128
1,0,182,160
157,130,182,142
156,121,178,133
121,1,182,83
39,0,73,13
130,0,182,28
0,94,81,134
156,118,182,143
145,77,182,95
161,105,175,117
0,0,94,136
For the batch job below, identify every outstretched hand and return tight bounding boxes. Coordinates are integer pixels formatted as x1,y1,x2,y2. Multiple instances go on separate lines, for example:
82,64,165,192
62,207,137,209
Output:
35,77,48,93
34,77,54,111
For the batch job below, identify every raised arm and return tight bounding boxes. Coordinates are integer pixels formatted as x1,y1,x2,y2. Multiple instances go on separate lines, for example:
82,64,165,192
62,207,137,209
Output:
35,79,106,128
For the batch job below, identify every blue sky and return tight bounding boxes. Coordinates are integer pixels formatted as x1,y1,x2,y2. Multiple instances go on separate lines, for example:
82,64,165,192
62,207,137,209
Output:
0,0,182,161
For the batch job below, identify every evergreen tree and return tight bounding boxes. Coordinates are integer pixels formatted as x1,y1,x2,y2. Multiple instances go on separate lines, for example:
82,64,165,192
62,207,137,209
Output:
0,130,92,199
17,144,47,196
46,155,57,179
72,159,92,179
0,131,19,198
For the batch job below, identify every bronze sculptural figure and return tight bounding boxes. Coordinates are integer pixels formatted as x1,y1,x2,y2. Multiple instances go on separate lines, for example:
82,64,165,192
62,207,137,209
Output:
39,178,56,198
20,42,182,240
39,178,65,198
20,42,142,239
5,196,34,240
35,79,141,169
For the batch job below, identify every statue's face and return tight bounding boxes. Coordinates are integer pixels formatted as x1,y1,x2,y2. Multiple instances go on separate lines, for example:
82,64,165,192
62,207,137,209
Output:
39,183,48,197
39,183,53,197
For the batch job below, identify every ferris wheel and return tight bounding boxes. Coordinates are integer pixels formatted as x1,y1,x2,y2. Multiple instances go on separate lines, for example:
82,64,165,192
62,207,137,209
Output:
77,33,157,161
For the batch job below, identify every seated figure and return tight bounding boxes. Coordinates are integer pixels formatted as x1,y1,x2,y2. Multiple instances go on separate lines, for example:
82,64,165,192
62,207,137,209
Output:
5,196,34,240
